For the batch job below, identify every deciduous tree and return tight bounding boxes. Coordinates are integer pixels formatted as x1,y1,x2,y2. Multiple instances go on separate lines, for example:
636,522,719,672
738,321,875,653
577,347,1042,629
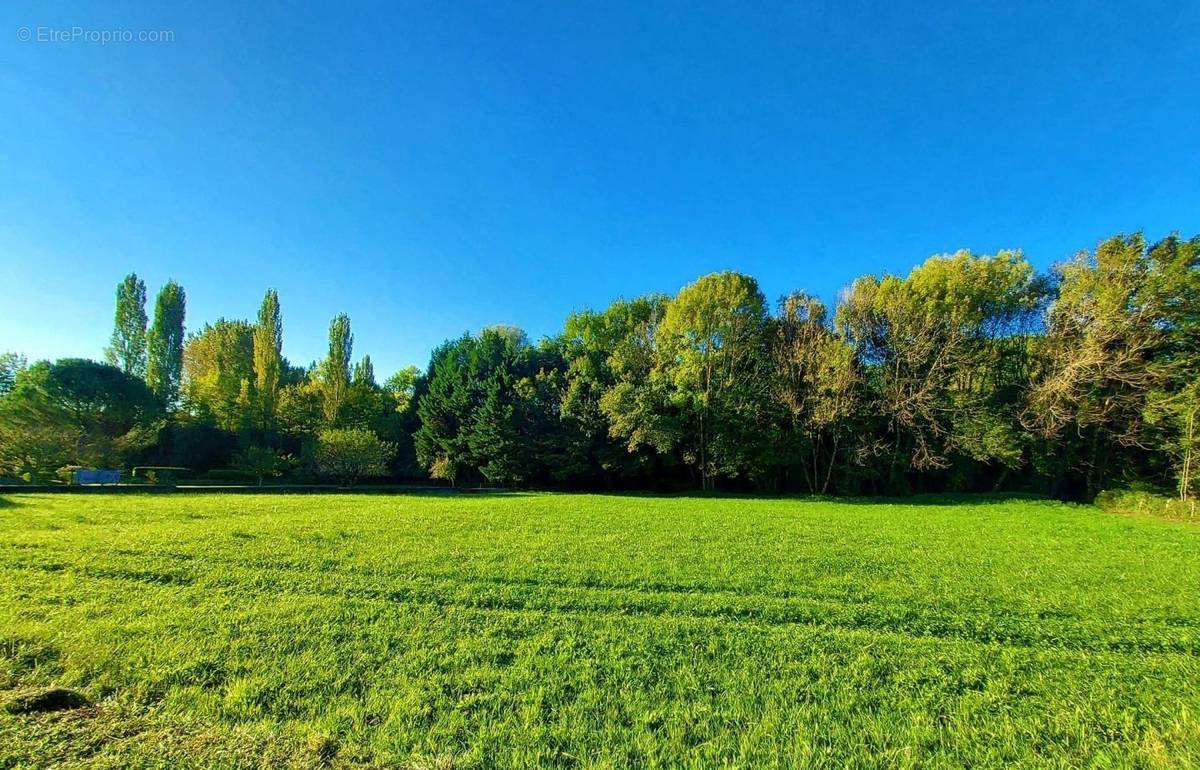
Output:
233,445,292,486
838,251,1041,492
3,359,160,468
314,427,394,487
183,319,255,432
0,404,79,483
0,352,27,397
383,366,421,414
105,273,148,377
321,314,353,426
773,293,859,493
146,281,186,408
253,289,284,435
1027,235,1168,497
653,272,774,489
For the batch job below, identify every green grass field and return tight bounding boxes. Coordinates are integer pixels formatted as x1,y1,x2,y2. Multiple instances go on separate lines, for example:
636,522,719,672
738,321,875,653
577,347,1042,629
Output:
1,492,1198,769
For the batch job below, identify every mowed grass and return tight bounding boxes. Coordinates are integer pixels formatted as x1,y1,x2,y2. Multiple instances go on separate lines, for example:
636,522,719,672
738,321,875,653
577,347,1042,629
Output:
1,493,1198,769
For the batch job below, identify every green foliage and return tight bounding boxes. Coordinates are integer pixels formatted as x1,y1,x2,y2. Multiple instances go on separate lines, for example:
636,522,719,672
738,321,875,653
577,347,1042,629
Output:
0,405,79,482
0,352,27,397
232,445,292,486
585,295,678,476
352,354,375,387
10,227,1196,497
383,365,421,413
2,493,1199,766
321,314,353,426
1147,235,1200,499
0,359,161,475
252,289,283,434
161,418,237,474
1029,233,1198,497
468,370,523,484
104,273,148,377
1030,235,1160,442
414,336,473,482
401,234,1193,496
145,280,186,408
1094,488,1198,521
1149,382,1200,501
337,354,392,435
33,359,159,432
201,467,258,482
837,250,1041,482
275,378,324,437
773,293,859,493
651,272,777,488
134,466,186,486
182,319,255,432
414,327,571,486
313,428,394,486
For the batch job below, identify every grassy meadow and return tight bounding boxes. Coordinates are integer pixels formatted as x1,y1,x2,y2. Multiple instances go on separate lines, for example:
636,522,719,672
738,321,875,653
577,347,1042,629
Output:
1,492,1198,768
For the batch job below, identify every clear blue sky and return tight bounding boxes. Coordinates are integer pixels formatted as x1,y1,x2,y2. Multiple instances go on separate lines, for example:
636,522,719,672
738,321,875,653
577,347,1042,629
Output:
2,1,1197,376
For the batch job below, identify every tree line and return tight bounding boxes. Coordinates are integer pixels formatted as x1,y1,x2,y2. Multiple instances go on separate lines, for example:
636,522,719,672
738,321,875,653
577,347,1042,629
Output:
1,230,1196,499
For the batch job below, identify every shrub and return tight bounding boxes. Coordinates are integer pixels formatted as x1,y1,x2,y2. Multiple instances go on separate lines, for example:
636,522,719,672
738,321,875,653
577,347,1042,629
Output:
429,456,456,486
314,428,395,488
1094,489,1198,521
57,465,85,485
232,446,293,486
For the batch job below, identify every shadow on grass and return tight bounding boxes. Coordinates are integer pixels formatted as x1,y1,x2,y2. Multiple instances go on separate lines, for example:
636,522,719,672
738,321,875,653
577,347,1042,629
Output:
361,488,1061,506
488,489,1058,506
796,491,1056,506
0,484,540,500
0,485,1059,506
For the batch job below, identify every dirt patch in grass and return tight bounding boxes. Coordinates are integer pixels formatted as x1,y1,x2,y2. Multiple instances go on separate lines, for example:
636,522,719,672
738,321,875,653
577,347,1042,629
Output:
4,687,90,714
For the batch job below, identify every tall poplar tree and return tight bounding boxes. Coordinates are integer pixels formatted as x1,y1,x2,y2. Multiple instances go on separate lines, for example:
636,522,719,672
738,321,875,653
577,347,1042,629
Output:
322,314,353,426
253,289,284,432
104,273,148,377
146,280,186,408
352,354,375,386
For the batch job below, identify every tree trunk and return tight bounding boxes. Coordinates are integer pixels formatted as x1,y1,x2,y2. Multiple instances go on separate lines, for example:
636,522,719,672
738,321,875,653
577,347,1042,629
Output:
1181,407,1195,501
820,435,839,495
